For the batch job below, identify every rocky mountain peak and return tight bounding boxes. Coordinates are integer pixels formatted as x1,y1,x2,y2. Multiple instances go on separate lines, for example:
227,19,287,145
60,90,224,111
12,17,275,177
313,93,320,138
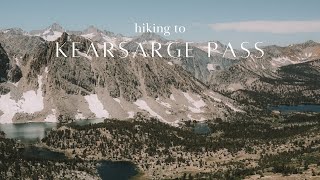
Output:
1,28,25,35
134,32,168,43
48,23,64,32
83,25,102,34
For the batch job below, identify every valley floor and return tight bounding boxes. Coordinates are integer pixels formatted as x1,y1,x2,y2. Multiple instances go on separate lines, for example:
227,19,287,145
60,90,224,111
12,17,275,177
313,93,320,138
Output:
1,111,320,179
33,112,320,179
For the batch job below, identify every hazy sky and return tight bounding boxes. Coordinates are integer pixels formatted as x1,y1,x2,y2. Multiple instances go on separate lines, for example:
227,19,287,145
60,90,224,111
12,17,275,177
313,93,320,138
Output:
1,0,320,46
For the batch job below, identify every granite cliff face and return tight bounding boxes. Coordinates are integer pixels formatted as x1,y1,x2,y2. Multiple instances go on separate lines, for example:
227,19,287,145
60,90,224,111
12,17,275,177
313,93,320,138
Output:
0,25,243,124
2,23,318,124
0,44,10,83
209,41,320,106
123,34,239,83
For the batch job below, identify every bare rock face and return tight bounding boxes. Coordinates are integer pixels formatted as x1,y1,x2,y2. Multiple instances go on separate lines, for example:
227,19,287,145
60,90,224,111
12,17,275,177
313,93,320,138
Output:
44,33,206,101
0,85,10,95
209,41,320,106
0,43,10,83
7,65,22,83
0,30,243,124
0,24,314,124
124,34,238,84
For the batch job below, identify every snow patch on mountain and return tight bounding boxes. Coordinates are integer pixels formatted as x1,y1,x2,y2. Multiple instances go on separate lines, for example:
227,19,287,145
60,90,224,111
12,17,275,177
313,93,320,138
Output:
2,29,10,33
84,94,109,118
187,114,206,121
11,81,19,87
0,75,45,123
305,52,312,58
270,55,313,68
134,99,164,121
271,57,297,67
205,91,244,112
156,98,171,108
75,110,86,120
207,64,215,71
206,92,222,102
225,102,244,112
170,94,175,101
44,109,57,122
81,33,95,39
113,98,121,104
183,92,206,113
127,111,135,118
41,31,63,41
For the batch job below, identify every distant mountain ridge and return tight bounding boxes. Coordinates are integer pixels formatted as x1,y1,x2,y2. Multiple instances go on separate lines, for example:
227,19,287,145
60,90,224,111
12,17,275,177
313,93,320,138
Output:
0,25,244,124
1,23,320,123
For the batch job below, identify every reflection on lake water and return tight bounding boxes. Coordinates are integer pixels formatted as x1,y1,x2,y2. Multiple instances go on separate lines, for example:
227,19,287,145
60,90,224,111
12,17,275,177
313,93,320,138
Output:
0,119,105,143
0,122,56,143
0,118,138,180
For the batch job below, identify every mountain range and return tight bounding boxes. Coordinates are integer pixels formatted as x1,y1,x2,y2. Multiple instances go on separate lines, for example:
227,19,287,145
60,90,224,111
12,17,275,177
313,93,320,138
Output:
0,23,319,124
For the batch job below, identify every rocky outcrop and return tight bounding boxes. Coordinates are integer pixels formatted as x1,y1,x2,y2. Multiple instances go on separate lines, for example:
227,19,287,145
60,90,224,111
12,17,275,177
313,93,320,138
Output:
0,43,10,83
0,31,242,123
7,65,22,83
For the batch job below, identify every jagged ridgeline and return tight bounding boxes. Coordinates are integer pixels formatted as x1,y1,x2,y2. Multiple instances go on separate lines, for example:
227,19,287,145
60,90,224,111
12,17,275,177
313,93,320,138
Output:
209,41,320,107
0,24,244,124
1,24,320,124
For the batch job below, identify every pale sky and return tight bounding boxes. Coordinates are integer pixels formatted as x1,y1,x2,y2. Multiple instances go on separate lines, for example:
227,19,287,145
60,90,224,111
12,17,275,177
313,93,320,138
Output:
1,0,320,46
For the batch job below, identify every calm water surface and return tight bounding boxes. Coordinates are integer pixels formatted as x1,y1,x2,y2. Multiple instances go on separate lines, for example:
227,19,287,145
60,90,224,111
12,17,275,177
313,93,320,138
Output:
0,119,138,180
270,104,320,113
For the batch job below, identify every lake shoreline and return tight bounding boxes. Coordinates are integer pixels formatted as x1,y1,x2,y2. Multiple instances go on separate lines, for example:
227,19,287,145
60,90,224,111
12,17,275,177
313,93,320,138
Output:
23,143,141,180
0,118,141,180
